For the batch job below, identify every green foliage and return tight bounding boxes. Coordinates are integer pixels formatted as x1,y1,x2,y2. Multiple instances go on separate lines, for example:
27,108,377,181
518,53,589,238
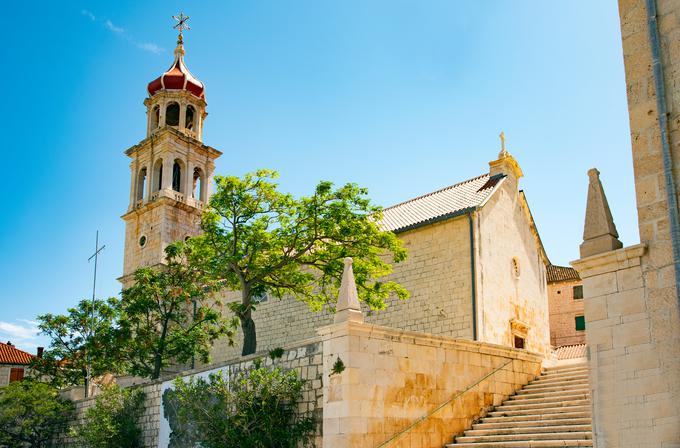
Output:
171,366,315,448
70,385,145,448
119,243,239,379
268,347,285,360
330,356,345,376
33,298,123,388
189,169,409,354
0,380,74,448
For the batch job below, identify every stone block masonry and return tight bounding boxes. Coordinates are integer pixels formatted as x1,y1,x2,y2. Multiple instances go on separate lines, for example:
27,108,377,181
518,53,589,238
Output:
57,339,324,447
318,320,542,448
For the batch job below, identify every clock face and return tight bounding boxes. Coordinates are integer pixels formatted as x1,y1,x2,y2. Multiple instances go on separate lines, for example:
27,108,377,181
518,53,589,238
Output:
139,235,147,247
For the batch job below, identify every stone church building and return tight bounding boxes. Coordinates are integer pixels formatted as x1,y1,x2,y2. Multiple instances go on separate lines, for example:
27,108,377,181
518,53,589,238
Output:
118,33,552,365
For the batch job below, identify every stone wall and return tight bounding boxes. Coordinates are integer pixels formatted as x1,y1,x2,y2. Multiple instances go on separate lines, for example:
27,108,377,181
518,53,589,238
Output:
572,0,680,446
59,339,324,447
208,216,474,365
547,278,586,347
319,320,543,447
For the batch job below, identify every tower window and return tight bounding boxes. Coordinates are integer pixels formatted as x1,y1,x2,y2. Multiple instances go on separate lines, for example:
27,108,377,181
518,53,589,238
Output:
166,102,180,127
193,167,204,200
172,161,182,193
139,235,147,247
186,105,195,131
136,167,147,202
151,105,160,130
153,159,163,192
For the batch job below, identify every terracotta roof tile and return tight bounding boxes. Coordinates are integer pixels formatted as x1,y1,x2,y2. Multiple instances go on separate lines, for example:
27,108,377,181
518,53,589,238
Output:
0,342,34,365
546,264,580,283
554,343,587,360
379,174,505,232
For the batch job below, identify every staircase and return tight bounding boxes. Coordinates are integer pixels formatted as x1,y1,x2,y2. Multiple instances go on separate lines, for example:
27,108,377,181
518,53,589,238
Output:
447,362,592,447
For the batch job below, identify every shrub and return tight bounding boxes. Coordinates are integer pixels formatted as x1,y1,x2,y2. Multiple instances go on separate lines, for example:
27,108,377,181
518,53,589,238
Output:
71,385,145,448
0,379,74,447
171,362,315,448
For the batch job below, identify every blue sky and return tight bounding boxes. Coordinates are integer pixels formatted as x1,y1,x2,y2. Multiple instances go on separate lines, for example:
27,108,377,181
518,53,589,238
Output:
2,1,634,352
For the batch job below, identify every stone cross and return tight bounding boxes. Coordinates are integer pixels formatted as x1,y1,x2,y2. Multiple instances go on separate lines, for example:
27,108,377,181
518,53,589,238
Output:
498,131,509,158
579,168,623,257
334,258,364,324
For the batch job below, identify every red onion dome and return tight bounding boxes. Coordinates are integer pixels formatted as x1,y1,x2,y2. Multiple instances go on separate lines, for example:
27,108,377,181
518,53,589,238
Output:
147,37,205,99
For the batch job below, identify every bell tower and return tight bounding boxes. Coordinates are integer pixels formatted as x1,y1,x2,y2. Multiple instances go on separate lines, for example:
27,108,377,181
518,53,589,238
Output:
120,17,221,283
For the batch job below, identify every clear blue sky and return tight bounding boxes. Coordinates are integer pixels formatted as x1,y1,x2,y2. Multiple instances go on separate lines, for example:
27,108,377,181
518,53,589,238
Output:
2,1,635,352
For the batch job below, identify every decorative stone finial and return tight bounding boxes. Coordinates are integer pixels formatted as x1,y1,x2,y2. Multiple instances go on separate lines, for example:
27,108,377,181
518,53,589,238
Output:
334,257,364,324
579,168,623,258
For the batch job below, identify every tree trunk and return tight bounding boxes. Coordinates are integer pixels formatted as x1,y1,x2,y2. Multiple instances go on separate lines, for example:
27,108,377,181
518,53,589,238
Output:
240,311,257,356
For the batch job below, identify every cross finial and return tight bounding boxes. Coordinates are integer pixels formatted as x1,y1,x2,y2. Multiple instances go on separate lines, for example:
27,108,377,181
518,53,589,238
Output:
172,12,191,42
499,131,509,158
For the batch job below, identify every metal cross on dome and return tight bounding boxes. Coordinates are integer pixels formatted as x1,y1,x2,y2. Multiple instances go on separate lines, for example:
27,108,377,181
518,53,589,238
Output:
173,12,191,36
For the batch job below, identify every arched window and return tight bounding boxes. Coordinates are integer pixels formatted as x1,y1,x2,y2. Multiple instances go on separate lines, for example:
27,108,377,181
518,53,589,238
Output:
136,167,147,201
172,160,182,192
166,102,180,127
153,159,163,192
150,105,160,130
193,167,204,200
186,105,195,131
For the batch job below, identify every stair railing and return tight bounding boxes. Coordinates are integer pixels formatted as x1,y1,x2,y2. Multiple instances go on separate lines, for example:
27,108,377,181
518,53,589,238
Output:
375,357,515,448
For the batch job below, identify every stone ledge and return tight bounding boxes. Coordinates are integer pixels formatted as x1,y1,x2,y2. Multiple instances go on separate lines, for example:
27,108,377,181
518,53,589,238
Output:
571,243,646,278
318,320,543,363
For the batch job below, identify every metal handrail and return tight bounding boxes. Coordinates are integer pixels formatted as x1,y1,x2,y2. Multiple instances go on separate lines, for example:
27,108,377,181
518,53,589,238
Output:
375,357,514,447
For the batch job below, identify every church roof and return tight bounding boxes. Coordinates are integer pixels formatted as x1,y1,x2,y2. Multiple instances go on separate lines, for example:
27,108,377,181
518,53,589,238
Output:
546,264,581,283
0,342,34,365
379,173,505,232
148,36,205,99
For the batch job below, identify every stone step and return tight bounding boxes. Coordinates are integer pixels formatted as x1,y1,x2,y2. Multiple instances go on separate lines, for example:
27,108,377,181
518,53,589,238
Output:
519,382,590,395
447,440,593,447
542,364,587,375
524,378,589,391
495,399,590,412
473,418,592,430
455,431,592,443
507,392,590,405
538,370,589,381
464,424,592,437
487,405,591,418
482,410,591,423
529,373,589,385
510,388,590,401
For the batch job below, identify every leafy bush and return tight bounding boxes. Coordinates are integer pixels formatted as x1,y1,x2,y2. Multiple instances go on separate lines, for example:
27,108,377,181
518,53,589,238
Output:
70,385,145,448
171,362,315,448
0,379,74,447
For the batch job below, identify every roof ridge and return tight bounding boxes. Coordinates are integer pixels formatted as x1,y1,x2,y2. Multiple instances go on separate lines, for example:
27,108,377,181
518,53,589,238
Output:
382,172,489,212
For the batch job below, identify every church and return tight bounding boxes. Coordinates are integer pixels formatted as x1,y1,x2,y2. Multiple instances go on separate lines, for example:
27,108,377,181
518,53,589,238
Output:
118,28,552,367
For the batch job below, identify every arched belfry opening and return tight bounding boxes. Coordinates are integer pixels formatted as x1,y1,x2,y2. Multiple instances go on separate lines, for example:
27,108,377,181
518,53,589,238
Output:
166,102,180,127
136,167,147,201
193,167,204,201
172,160,183,193
153,159,163,192
186,105,195,131
150,105,160,130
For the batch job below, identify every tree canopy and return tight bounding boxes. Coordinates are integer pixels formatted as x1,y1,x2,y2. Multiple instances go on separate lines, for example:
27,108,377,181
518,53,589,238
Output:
189,170,408,355
119,243,238,379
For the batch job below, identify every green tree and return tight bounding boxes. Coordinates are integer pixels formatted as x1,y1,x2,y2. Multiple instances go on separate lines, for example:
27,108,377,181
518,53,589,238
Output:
190,170,408,355
33,298,122,389
171,362,315,448
0,380,74,448
119,243,238,380
70,385,145,448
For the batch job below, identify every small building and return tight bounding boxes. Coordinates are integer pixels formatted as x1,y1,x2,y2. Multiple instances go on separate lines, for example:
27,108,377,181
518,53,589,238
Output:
0,341,35,386
546,264,585,347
